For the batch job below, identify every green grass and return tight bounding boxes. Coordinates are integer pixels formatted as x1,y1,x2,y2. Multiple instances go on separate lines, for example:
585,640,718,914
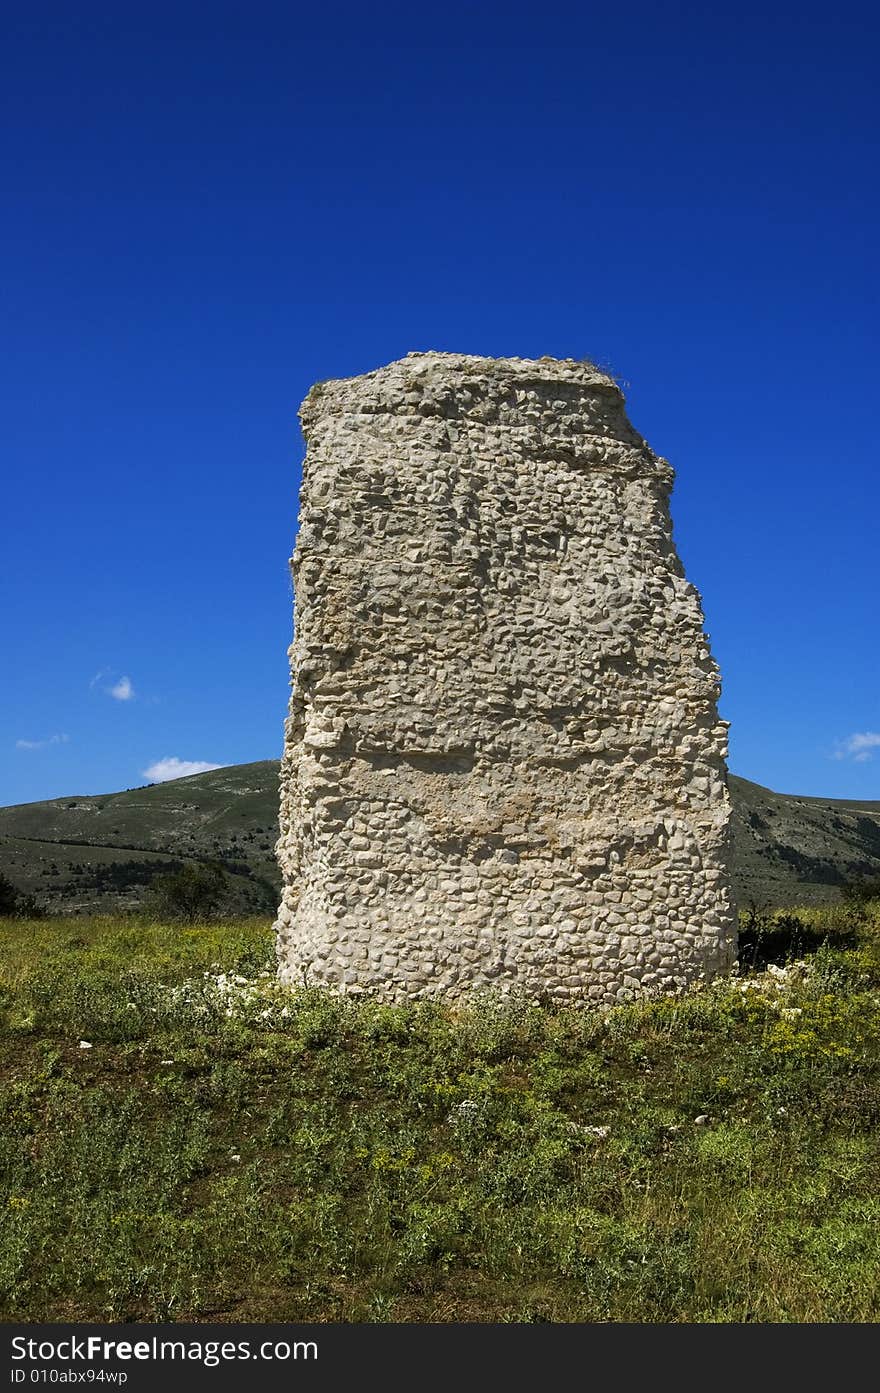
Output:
2,905,880,1322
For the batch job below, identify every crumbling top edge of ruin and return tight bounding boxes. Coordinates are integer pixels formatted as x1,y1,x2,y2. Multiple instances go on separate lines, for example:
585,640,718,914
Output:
299,350,624,425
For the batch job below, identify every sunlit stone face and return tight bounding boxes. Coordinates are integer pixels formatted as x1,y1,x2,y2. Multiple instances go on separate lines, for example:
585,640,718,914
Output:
274,352,736,1002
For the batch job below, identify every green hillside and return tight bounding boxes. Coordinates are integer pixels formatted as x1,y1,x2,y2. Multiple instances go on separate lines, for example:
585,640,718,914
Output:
729,776,880,905
1,762,879,914
0,762,281,916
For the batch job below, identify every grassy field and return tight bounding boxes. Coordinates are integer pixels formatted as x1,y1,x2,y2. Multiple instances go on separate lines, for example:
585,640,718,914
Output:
2,904,880,1322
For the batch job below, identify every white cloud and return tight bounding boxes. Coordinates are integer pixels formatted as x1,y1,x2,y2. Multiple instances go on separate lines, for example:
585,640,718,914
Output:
142,757,225,784
835,731,880,763
15,733,69,751
90,669,137,700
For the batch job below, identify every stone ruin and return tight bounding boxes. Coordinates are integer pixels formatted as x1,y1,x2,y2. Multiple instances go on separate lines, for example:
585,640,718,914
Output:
274,352,736,1002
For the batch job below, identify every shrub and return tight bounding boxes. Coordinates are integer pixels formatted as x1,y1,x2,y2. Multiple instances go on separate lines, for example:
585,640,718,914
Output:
737,903,857,971
146,862,231,923
0,872,44,919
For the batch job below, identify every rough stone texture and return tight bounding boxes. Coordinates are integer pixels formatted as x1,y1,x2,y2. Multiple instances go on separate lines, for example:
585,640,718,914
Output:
275,352,736,1002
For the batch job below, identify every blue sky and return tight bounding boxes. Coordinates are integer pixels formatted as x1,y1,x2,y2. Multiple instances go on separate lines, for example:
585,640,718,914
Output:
2,1,878,807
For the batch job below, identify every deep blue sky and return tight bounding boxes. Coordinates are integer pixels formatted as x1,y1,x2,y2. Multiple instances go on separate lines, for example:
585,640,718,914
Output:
3,1,878,806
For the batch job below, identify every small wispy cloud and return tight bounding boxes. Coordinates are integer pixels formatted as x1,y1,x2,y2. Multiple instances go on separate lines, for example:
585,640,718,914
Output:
90,669,136,700
835,732,880,763
15,733,70,751
109,675,134,701
142,757,225,784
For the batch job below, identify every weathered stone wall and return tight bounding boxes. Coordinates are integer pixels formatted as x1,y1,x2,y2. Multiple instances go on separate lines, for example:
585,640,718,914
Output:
275,352,736,1002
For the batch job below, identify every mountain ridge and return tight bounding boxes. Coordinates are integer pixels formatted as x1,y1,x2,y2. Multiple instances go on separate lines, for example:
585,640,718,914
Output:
1,762,879,914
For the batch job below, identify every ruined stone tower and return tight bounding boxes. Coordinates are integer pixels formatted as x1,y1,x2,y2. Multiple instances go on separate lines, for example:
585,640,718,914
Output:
275,352,736,1002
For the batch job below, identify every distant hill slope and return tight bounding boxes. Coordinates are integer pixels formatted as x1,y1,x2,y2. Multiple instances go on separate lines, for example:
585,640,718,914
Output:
1,763,879,914
728,775,880,906
0,762,281,916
